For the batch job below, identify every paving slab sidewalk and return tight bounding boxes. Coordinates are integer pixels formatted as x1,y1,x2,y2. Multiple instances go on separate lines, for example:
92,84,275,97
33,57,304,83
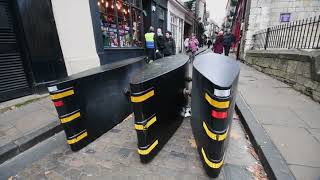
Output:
238,62,320,180
0,95,61,164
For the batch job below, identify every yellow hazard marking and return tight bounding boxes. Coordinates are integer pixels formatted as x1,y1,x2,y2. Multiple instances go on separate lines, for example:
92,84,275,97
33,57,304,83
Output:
201,148,224,169
67,131,88,144
138,139,159,155
205,93,230,109
60,112,81,124
203,121,228,141
135,116,157,130
131,90,155,103
51,90,74,100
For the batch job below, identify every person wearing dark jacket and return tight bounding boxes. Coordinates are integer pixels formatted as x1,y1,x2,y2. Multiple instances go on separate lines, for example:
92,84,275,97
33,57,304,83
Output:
207,39,212,49
163,31,176,57
223,30,235,56
156,28,165,58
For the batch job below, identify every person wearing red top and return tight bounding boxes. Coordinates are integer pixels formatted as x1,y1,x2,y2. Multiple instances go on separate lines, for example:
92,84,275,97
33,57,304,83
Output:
212,31,224,54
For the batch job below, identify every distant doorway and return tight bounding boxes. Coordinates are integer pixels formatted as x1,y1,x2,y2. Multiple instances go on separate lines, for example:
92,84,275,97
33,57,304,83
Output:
184,22,192,39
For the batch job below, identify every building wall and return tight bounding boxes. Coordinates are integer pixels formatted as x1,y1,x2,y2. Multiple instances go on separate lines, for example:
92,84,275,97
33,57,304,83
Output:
168,0,189,53
51,0,100,75
243,0,320,52
149,0,168,32
268,0,320,26
15,0,67,84
197,0,205,22
167,0,185,30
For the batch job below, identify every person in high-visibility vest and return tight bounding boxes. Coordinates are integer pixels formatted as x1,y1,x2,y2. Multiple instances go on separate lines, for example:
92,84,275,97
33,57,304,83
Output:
144,26,157,63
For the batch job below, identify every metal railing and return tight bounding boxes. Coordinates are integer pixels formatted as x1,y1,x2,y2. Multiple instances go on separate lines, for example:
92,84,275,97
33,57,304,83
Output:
253,15,320,50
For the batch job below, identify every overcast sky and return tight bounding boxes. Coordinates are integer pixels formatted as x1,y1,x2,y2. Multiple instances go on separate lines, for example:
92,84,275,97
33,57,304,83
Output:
206,0,228,26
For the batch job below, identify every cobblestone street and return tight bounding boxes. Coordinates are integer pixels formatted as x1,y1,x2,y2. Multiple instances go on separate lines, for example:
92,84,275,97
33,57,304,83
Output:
1,112,267,180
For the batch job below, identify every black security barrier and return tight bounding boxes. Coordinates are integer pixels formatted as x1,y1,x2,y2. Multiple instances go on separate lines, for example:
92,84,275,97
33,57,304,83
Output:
191,53,240,177
48,57,145,151
130,54,188,163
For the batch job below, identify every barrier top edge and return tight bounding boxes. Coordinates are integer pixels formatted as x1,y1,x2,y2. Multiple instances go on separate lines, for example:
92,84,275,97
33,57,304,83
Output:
193,52,240,88
130,54,189,84
49,56,145,86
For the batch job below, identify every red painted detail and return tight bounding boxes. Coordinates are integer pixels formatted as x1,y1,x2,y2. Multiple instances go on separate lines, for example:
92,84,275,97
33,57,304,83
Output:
211,110,228,119
54,100,64,107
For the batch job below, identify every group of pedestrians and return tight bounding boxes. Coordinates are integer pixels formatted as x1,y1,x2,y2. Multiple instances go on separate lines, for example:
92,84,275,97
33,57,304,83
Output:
144,26,176,63
212,30,235,56
144,26,235,63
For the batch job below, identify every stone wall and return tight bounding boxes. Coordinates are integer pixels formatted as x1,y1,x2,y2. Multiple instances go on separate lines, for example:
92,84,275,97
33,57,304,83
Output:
244,50,320,103
243,0,320,52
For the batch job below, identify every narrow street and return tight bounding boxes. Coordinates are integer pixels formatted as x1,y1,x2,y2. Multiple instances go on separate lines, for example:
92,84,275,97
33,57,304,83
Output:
1,0,319,179
1,113,266,180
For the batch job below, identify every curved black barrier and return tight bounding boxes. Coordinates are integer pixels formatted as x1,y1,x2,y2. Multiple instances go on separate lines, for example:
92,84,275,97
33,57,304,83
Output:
130,54,188,163
48,57,145,151
191,53,240,177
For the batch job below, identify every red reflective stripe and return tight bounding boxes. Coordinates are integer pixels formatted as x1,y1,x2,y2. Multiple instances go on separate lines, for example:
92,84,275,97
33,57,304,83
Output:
211,110,228,119
54,101,64,107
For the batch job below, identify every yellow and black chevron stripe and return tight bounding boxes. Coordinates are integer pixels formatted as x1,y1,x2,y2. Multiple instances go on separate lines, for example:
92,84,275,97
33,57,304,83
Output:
50,87,75,100
201,147,224,169
205,92,230,109
131,88,155,103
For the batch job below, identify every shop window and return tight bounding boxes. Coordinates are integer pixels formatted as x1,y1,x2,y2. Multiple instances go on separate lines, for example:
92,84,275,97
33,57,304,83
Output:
170,13,184,52
98,0,143,48
131,8,143,47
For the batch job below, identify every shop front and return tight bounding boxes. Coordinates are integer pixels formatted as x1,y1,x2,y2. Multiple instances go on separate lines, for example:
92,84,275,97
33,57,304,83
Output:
1,0,147,102
51,0,146,75
98,0,145,64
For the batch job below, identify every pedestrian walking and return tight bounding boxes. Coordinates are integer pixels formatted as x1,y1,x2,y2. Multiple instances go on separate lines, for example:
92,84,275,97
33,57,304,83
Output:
212,31,224,54
144,26,157,63
184,36,190,53
163,31,176,57
199,35,203,48
156,28,165,59
223,29,235,56
207,38,212,49
188,33,199,63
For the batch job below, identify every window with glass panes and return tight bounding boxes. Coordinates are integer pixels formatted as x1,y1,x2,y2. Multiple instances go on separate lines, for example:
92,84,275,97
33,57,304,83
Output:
98,0,143,48
170,13,183,52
